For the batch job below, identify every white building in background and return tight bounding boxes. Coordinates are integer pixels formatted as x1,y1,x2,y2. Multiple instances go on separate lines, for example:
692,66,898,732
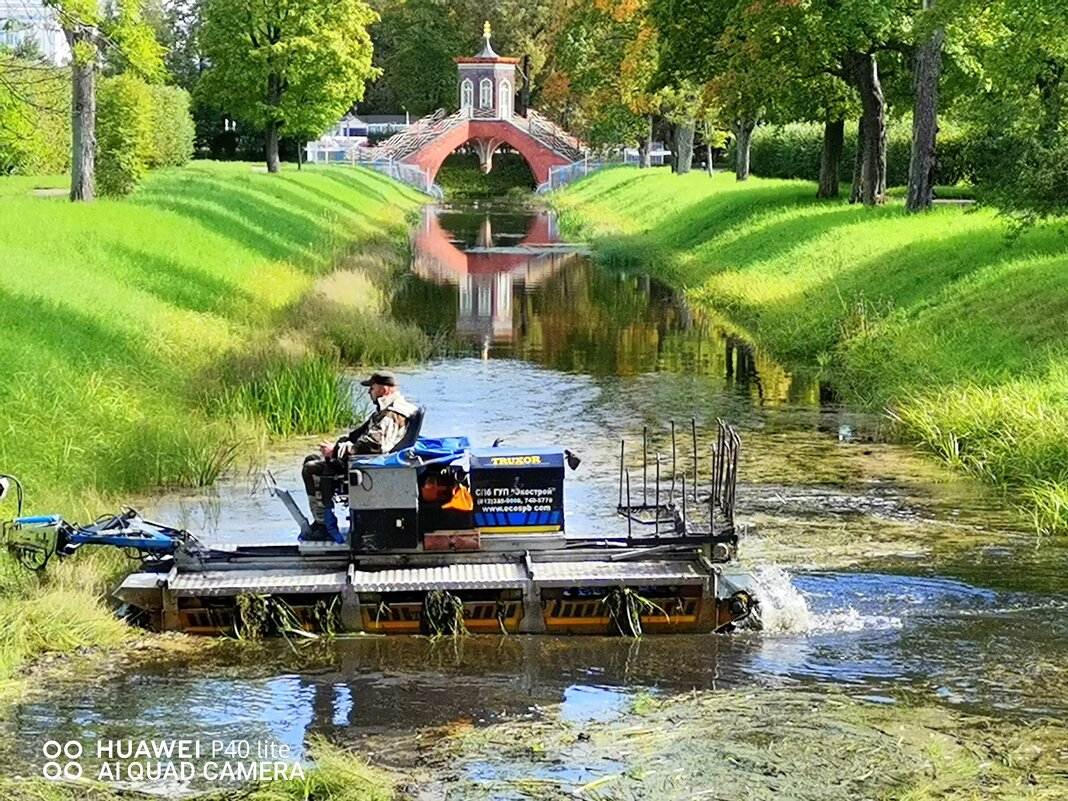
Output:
0,0,70,64
306,113,411,163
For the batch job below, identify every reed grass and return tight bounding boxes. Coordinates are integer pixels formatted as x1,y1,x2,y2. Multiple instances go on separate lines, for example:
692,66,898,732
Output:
248,736,394,801
214,353,354,438
557,167,1068,533
0,549,133,688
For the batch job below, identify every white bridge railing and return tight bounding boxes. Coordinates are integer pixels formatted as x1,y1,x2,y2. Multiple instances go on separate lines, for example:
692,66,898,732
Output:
535,156,623,194
348,149,445,199
305,140,444,199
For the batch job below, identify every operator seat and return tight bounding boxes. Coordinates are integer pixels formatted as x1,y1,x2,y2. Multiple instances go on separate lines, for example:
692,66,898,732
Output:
390,406,426,453
333,406,426,504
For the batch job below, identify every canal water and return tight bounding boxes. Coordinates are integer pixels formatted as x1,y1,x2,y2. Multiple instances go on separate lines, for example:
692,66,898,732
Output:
5,203,1068,792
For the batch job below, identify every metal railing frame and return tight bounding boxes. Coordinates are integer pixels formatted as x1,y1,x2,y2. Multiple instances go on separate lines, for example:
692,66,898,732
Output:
535,155,625,194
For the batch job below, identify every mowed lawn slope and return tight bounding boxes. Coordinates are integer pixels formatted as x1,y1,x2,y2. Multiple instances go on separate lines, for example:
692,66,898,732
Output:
557,167,1068,533
0,162,421,509
0,163,421,686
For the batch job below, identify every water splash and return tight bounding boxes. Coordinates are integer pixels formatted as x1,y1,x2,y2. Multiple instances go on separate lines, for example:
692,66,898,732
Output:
750,565,812,633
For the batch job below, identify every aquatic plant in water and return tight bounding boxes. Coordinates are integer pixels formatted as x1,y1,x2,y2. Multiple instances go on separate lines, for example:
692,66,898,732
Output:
601,586,668,637
421,589,467,638
234,593,339,641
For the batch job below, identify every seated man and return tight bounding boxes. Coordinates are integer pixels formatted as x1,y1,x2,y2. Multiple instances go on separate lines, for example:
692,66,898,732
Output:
301,370,418,539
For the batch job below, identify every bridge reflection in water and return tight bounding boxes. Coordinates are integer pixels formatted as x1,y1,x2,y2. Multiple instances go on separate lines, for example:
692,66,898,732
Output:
409,205,580,348
397,204,820,406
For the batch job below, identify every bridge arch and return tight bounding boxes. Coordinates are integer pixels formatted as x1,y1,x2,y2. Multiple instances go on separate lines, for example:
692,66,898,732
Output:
402,118,574,187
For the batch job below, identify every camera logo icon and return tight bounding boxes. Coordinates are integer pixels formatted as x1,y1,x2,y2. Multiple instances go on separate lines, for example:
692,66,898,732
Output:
42,741,83,780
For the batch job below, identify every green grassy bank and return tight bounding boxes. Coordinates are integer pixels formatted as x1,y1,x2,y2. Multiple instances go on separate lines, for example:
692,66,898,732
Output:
0,162,426,686
555,167,1068,534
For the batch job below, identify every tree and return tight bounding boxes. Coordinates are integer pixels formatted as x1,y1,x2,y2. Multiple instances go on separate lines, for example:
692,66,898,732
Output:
906,0,944,212
42,0,163,201
947,0,1068,220
199,0,378,172
711,0,854,195
619,13,662,166
364,0,466,117
648,0,771,181
540,0,652,150
145,0,205,92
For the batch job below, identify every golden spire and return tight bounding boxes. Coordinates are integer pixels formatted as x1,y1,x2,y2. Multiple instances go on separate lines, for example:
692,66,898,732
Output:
483,20,491,40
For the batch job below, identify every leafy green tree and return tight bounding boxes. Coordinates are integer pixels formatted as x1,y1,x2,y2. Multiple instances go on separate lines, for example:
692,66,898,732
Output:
145,0,205,92
541,0,653,150
946,0,1068,220
648,0,773,181
0,58,70,174
365,0,466,116
199,0,378,172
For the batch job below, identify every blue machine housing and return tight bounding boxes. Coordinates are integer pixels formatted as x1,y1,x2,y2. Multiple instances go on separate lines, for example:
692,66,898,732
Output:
468,446,566,534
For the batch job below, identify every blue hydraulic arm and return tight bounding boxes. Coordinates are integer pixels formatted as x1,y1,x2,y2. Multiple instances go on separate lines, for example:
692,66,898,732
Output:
4,503,189,571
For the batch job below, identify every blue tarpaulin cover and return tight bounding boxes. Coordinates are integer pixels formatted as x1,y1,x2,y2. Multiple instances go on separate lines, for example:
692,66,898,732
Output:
359,436,471,467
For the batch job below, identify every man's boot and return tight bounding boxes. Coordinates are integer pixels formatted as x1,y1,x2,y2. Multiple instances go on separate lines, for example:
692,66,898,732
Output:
305,494,332,541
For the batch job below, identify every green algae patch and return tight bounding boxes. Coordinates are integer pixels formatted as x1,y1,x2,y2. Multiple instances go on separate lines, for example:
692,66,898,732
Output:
432,689,1068,800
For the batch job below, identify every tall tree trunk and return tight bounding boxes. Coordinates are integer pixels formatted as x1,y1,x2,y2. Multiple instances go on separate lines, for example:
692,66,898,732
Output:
850,115,865,203
266,72,282,173
266,122,281,173
817,118,845,198
296,138,303,170
734,118,755,181
850,53,887,205
907,1,944,213
1036,60,1066,145
639,114,653,168
66,27,96,202
706,142,714,176
519,55,531,116
675,121,694,175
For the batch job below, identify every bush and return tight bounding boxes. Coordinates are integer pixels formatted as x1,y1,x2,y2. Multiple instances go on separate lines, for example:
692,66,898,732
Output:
0,60,70,174
148,84,195,168
97,74,153,196
436,151,536,197
737,119,971,187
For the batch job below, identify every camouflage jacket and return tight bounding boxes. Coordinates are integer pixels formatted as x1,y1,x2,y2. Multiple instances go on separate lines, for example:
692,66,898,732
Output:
337,391,417,456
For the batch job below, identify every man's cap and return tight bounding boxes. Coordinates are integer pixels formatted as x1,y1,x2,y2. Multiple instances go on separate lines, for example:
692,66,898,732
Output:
360,370,398,387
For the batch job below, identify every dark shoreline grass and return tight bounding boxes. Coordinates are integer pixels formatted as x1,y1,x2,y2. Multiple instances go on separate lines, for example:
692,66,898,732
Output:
555,167,1068,535
0,161,426,688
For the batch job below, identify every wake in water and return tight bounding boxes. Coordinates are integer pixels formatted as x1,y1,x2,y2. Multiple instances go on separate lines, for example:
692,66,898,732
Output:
749,565,905,635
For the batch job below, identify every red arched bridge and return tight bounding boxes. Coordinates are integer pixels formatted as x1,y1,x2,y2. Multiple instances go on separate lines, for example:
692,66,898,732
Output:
372,108,585,189
358,25,587,193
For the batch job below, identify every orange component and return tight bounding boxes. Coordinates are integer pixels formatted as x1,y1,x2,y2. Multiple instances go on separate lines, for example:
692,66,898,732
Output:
420,475,452,503
443,483,474,511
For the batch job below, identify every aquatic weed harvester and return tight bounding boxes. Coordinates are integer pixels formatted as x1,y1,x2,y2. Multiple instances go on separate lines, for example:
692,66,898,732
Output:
0,420,760,636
